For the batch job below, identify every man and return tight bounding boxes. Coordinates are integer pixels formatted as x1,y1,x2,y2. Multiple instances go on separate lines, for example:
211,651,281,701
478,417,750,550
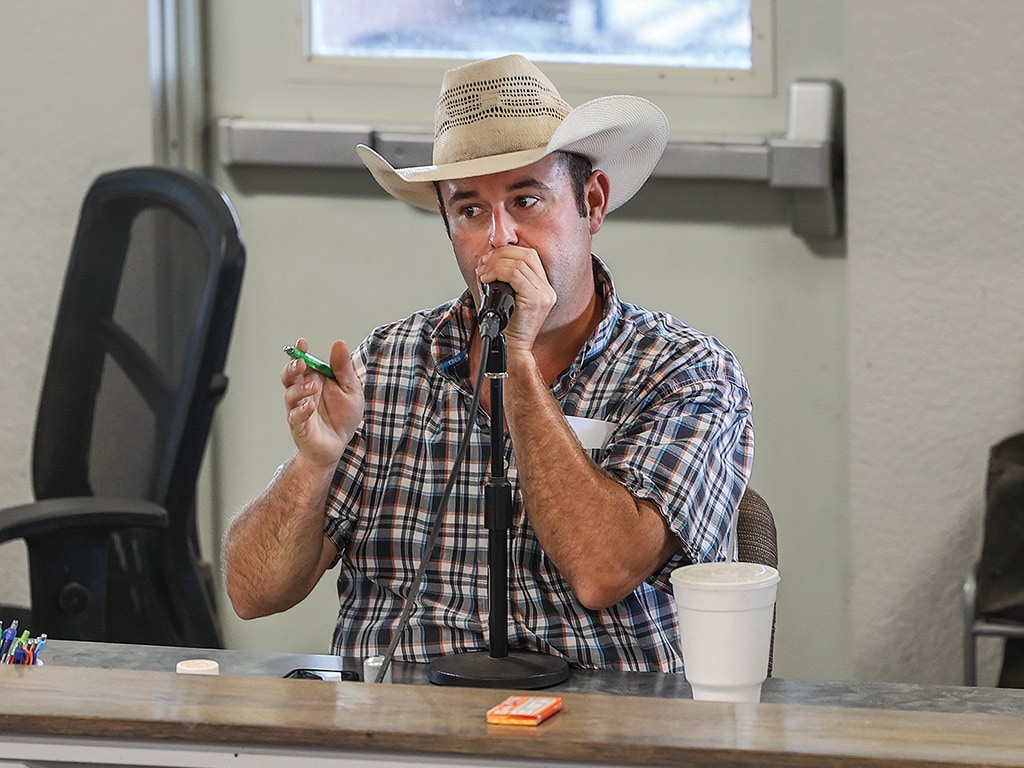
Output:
224,54,753,672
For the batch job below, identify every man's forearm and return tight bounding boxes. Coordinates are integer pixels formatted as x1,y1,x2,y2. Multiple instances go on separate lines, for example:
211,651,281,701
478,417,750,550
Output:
223,453,338,619
503,350,677,609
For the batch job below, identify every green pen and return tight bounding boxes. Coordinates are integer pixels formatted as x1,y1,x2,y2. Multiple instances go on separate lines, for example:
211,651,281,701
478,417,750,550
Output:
283,344,336,379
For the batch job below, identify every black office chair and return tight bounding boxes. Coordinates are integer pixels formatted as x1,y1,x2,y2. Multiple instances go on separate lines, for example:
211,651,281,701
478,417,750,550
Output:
0,166,245,648
735,487,779,676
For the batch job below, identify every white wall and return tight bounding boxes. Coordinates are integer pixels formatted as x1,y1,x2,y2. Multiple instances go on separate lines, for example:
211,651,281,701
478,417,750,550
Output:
0,1,153,606
845,1,1024,683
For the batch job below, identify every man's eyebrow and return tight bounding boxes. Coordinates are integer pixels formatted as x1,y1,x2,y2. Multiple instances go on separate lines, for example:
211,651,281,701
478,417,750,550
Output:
446,177,551,207
508,177,549,193
446,188,478,207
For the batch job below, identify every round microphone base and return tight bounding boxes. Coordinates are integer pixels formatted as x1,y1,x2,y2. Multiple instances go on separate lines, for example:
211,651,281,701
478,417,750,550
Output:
428,650,568,689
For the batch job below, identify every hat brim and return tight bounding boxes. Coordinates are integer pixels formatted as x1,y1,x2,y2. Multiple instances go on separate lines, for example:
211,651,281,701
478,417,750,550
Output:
357,95,668,213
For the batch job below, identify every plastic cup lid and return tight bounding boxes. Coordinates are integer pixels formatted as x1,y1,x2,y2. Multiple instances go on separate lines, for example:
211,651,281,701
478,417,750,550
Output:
670,561,780,590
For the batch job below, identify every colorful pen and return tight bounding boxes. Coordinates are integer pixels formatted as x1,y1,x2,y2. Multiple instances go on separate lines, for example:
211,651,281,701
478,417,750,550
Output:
283,345,336,379
8,629,30,664
0,619,17,663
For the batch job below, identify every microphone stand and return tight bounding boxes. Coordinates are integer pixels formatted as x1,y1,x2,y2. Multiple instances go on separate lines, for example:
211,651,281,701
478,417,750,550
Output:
428,333,569,688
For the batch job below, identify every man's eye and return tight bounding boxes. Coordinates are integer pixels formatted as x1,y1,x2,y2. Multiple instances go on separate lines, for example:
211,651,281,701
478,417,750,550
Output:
515,196,539,209
459,204,481,218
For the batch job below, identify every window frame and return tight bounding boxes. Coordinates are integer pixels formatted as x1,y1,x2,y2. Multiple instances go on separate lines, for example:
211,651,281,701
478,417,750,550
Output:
286,0,776,97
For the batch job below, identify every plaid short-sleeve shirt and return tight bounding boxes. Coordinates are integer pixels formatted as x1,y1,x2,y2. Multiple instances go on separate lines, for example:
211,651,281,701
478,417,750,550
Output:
323,257,753,671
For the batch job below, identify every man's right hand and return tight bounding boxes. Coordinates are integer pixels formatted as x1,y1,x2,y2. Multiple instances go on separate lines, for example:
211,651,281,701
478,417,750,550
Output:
283,337,364,469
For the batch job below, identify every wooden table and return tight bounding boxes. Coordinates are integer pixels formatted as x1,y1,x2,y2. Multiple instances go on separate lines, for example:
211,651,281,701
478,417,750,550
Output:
2,643,1024,767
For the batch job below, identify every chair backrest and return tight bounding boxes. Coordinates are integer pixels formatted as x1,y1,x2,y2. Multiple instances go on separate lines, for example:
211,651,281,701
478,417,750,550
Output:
735,487,778,675
27,166,245,646
736,487,778,569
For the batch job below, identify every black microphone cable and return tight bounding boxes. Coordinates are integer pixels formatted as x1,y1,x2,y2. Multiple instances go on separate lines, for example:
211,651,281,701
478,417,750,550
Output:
371,333,492,682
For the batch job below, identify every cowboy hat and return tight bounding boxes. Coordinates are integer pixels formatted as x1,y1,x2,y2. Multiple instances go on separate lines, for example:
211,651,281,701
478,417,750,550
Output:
356,54,669,213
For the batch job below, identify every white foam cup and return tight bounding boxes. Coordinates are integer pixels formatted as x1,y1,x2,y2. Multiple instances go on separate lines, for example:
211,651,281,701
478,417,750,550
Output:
670,562,779,703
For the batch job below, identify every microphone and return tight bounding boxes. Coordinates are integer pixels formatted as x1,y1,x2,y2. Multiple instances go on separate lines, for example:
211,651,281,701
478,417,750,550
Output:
477,281,515,340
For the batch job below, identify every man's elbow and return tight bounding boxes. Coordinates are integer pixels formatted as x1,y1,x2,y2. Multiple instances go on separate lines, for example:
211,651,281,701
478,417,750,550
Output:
571,570,638,611
224,569,277,621
225,580,263,621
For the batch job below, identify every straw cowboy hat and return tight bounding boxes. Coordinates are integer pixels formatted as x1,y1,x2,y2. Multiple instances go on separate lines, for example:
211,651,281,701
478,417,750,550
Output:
356,54,669,213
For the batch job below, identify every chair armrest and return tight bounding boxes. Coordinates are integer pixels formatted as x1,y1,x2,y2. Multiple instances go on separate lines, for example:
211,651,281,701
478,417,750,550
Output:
964,561,979,686
0,497,168,543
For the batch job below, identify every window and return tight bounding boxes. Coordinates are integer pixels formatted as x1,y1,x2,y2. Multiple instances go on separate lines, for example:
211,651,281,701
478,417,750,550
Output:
311,0,753,69
291,0,774,96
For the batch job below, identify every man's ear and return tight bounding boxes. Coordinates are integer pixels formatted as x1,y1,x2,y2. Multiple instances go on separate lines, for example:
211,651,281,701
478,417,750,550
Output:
586,170,610,234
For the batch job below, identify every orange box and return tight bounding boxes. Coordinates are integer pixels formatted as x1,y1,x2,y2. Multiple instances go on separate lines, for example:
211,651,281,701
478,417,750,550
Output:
486,695,563,726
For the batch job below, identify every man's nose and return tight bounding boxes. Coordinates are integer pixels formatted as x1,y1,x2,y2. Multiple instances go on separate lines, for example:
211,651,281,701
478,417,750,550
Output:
489,208,518,248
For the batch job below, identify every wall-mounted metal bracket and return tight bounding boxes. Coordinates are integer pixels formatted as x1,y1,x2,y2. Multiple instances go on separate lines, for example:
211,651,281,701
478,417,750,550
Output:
217,79,843,240
773,79,843,240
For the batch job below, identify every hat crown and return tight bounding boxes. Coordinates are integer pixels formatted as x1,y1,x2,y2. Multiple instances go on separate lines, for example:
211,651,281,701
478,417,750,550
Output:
433,54,572,165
